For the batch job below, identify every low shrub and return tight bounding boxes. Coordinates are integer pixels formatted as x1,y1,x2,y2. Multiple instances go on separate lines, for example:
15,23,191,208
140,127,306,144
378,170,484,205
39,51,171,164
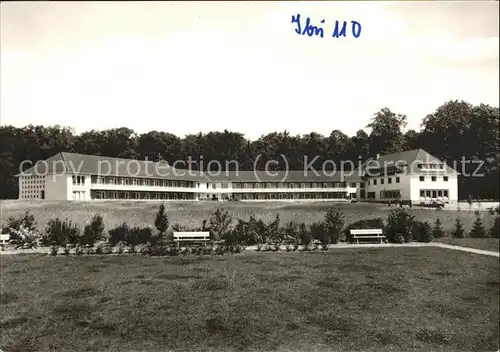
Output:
8,225,42,249
85,247,95,255
344,218,385,243
452,218,465,239
168,247,179,256
103,245,113,255
293,244,299,251
49,246,58,256
63,246,70,255
432,218,445,238
75,246,84,255
81,215,105,247
412,221,432,242
285,245,291,252
117,244,124,254
108,223,129,247
469,211,487,238
385,209,415,243
324,209,345,243
42,218,80,247
321,244,328,251
95,244,104,255
310,222,329,245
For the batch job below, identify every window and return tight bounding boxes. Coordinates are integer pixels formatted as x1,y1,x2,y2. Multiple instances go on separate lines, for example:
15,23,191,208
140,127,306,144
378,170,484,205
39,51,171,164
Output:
443,176,448,182
380,179,384,185
373,179,377,186
350,183,356,188
396,177,400,183
444,190,448,197
431,176,436,182
367,180,370,186
420,190,425,197
387,178,392,184
419,176,425,182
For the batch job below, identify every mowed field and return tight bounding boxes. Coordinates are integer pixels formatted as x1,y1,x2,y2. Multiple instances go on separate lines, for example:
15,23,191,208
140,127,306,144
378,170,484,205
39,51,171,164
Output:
1,200,497,234
1,248,499,352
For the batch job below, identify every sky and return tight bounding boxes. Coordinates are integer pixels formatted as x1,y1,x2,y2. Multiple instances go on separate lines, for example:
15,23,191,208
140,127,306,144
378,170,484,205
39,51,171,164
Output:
1,1,499,140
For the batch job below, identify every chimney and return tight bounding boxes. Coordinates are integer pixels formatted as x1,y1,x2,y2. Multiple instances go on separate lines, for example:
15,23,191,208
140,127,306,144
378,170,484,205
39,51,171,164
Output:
376,153,380,160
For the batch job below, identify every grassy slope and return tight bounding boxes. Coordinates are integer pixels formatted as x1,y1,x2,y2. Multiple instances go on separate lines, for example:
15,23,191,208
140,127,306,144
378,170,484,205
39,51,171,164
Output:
1,248,499,352
1,200,496,234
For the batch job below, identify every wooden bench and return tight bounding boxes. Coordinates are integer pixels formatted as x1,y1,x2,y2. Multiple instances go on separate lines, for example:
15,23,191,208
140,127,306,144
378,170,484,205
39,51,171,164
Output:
350,229,385,244
173,231,210,247
0,233,10,248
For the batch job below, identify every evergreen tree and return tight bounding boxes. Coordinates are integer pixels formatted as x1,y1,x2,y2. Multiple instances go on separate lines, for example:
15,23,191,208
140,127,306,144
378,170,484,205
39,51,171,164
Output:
452,218,465,239
432,218,445,238
469,211,486,238
154,203,169,234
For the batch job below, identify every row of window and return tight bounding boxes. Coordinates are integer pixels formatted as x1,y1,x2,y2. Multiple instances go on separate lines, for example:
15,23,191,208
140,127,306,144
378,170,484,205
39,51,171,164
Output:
380,190,401,199
72,176,86,185
418,163,444,170
232,182,357,189
233,192,349,200
368,177,400,186
20,177,44,185
92,176,196,188
91,191,196,200
420,176,448,182
420,189,449,198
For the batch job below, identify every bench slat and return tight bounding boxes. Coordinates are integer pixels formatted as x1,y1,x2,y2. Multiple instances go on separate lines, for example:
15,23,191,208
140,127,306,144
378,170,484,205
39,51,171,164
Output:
350,229,383,235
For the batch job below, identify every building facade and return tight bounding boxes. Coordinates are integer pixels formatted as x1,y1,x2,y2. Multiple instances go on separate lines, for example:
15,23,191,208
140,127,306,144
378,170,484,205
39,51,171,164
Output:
16,149,459,204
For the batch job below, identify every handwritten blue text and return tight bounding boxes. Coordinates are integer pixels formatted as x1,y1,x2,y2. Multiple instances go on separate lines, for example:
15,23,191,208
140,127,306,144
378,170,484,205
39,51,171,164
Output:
291,14,361,39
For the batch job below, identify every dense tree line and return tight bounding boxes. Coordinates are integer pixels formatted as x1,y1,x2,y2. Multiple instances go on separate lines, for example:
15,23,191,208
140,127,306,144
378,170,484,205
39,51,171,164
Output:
0,100,498,200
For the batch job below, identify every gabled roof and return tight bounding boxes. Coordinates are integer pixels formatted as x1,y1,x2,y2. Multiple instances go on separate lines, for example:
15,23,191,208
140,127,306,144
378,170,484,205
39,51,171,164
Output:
16,152,207,181
358,148,459,175
201,171,362,183
16,152,363,182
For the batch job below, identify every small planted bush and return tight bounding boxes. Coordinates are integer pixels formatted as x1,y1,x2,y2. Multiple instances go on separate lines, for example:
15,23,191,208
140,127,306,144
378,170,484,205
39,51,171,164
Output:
412,221,432,243
154,203,169,235
324,209,345,244
469,211,486,238
8,225,42,249
452,218,465,239
81,215,105,247
63,246,71,255
75,246,84,255
385,209,415,243
49,246,58,256
432,218,445,239
310,222,329,245
95,244,104,255
208,208,232,242
117,244,124,254
42,218,80,247
108,223,129,247
299,223,312,246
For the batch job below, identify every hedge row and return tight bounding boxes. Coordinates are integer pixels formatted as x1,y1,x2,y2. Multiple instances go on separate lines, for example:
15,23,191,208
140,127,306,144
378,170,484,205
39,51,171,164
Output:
2,205,499,252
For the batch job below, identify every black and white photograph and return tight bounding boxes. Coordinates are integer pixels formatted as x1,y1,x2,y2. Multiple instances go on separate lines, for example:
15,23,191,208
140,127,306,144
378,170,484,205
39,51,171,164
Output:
0,1,499,351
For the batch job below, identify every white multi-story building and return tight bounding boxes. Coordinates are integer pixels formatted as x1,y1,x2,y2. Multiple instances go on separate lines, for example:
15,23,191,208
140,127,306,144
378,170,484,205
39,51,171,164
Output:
16,149,459,205
359,149,459,205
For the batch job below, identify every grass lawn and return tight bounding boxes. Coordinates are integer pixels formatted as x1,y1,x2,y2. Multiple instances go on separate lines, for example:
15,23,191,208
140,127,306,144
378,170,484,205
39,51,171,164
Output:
1,200,497,235
436,238,500,252
1,248,498,352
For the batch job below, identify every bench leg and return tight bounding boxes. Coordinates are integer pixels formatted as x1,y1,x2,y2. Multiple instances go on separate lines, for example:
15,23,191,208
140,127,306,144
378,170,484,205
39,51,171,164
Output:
380,238,383,244
356,238,359,244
